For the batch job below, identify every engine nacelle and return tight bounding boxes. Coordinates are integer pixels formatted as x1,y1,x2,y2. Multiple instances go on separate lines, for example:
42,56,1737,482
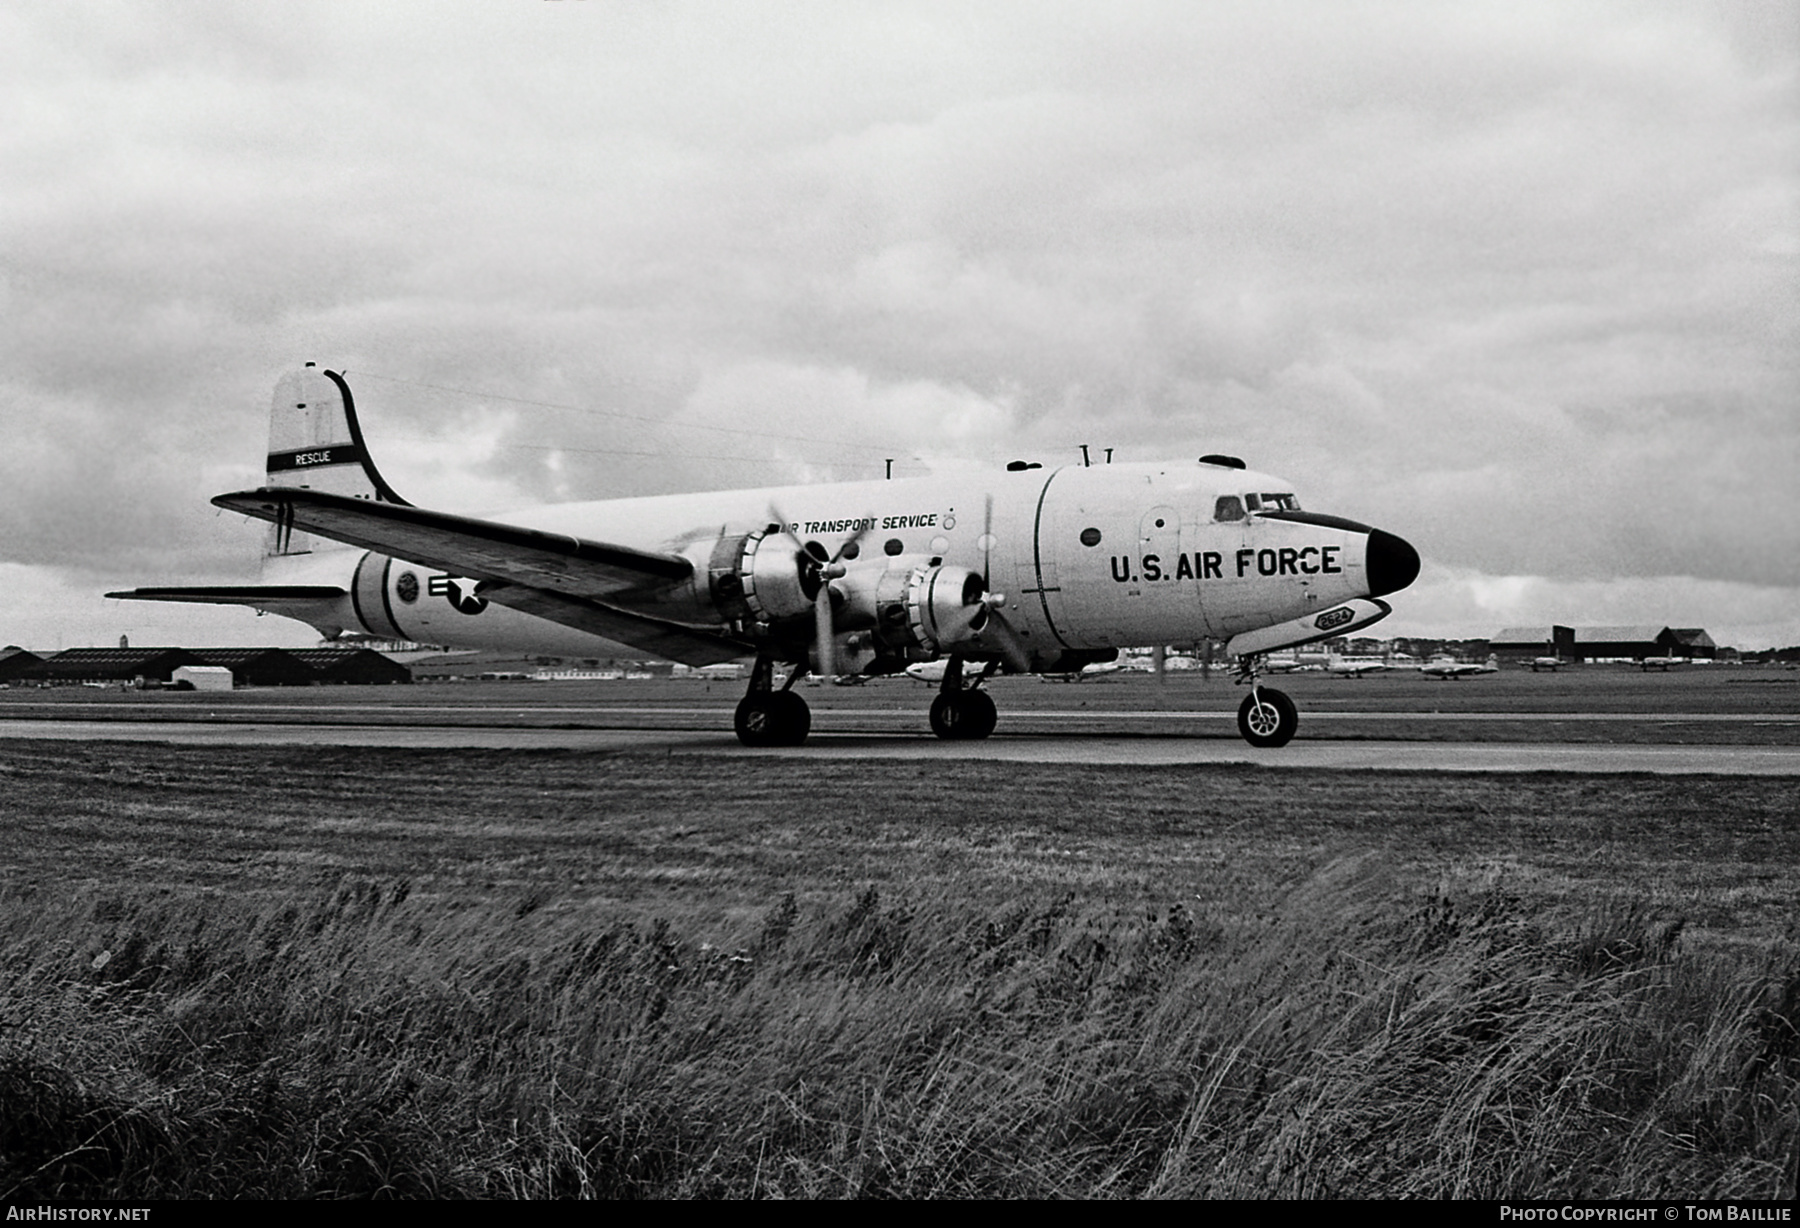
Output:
839,562,989,655
701,531,994,662
906,564,990,651
706,528,824,630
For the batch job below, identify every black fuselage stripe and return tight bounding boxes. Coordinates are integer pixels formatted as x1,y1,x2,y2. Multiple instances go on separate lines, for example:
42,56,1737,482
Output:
349,551,374,637
1031,468,1071,649
1256,510,1374,534
325,369,411,506
378,556,402,640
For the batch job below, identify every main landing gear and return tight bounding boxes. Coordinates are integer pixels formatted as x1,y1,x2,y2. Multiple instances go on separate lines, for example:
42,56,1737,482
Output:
734,656,811,747
928,656,998,741
1235,655,1299,749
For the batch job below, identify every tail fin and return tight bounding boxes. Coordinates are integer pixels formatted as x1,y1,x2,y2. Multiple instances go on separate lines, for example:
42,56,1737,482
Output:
264,364,408,556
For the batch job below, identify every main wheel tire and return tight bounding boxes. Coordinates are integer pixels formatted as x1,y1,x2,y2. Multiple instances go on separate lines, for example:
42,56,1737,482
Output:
1237,688,1298,748
960,689,997,740
770,690,811,745
929,690,998,741
928,692,960,739
734,695,777,746
735,691,811,746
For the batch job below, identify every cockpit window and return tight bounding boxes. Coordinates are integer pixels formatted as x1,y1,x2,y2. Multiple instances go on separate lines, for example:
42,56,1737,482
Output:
1247,493,1301,513
1214,495,1245,522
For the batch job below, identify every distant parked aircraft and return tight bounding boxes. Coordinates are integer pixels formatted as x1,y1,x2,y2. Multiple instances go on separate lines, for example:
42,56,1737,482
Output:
1328,654,1390,678
1421,654,1499,680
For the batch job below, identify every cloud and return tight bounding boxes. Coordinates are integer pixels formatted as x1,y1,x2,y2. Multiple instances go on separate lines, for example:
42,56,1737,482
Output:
0,0,1793,651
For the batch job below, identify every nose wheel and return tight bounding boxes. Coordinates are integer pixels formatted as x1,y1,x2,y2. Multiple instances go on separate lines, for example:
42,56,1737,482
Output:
1237,687,1298,748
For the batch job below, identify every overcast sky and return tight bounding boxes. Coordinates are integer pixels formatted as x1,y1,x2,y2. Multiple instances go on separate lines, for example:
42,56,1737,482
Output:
3,0,1795,652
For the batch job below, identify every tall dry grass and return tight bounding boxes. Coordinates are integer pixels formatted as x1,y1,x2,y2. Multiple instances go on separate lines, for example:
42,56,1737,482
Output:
1,861,1794,1198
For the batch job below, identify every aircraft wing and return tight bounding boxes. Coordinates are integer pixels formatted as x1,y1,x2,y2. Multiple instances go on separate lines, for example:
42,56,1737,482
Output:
472,586,750,666
210,487,753,666
212,488,693,597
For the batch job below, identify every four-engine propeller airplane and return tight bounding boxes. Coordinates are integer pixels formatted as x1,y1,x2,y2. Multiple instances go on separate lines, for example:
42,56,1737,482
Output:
111,365,1420,748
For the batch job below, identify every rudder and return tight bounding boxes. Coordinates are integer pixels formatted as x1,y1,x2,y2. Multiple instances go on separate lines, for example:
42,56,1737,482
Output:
264,363,408,556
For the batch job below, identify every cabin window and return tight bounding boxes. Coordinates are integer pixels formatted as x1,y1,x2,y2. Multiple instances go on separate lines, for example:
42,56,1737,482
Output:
1214,496,1245,522
883,538,904,556
1079,527,1102,547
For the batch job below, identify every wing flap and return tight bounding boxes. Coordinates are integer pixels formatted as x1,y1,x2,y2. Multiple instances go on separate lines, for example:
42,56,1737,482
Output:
478,584,751,666
211,488,693,599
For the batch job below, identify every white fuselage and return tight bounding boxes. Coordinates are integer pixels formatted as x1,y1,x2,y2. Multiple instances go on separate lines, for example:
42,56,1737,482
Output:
268,460,1392,664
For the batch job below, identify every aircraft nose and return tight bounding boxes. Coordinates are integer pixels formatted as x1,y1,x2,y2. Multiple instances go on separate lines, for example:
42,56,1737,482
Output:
1366,529,1420,598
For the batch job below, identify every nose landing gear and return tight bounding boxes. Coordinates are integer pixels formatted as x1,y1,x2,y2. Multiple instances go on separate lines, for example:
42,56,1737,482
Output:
1237,687,1298,748
1235,654,1299,748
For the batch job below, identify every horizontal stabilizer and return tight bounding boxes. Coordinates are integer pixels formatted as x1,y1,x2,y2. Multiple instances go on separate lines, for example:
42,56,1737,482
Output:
1226,598,1393,658
106,585,346,605
106,583,358,640
212,488,693,599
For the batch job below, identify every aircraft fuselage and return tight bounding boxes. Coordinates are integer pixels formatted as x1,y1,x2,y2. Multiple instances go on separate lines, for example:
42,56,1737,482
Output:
276,460,1415,669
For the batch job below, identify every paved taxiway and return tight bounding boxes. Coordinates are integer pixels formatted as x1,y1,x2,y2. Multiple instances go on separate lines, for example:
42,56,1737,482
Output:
3,719,1796,774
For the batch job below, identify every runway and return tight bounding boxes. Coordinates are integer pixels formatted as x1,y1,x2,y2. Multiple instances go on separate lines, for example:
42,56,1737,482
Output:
4,669,1796,773
3,718,1796,774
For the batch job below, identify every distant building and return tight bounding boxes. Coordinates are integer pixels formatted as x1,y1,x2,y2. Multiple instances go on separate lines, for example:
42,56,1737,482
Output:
190,648,320,688
171,665,234,692
1574,626,1699,662
1490,626,1714,664
11,646,411,687
0,647,45,684
1490,626,1575,665
20,648,206,685
285,647,411,685
1667,629,1717,659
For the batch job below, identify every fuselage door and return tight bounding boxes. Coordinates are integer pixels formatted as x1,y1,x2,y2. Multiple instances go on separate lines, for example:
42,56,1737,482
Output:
1131,503,1207,645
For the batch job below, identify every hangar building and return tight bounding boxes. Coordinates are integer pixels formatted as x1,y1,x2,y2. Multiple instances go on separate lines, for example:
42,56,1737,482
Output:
1489,626,1715,664
7,647,411,687
1489,627,1576,665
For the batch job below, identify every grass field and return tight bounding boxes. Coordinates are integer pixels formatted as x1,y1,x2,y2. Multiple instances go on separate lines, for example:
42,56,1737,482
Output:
1,736,1795,1198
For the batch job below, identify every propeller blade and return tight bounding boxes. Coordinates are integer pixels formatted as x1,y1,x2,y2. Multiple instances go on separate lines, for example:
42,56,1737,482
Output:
983,493,994,585
974,598,1032,673
830,516,875,567
814,583,836,678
